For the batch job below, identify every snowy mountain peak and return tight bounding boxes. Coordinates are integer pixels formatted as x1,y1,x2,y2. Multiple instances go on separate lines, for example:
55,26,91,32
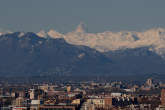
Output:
18,32,25,38
33,27,165,57
0,32,3,36
37,30,48,38
47,29,64,39
0,31,13,36
74,22,87,33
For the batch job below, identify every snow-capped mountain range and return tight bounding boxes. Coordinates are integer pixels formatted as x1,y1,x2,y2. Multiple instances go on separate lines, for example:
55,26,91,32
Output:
0,27,165,76
36,23,165,57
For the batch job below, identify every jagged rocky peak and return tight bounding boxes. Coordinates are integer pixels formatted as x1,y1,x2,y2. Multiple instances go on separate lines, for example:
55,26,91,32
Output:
74,22,87,33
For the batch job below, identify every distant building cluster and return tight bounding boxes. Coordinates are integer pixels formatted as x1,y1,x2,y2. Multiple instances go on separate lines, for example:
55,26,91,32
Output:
0,78,165,110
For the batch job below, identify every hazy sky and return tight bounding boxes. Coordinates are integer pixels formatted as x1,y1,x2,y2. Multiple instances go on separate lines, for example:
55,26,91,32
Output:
0,0,165,33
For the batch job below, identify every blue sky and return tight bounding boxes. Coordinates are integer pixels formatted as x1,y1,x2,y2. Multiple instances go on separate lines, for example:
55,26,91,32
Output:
0,0,165,33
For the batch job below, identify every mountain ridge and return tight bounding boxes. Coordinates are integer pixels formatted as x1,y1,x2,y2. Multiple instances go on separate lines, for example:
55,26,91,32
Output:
34,25,165,57
0,32,112,76
0,31,165,76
